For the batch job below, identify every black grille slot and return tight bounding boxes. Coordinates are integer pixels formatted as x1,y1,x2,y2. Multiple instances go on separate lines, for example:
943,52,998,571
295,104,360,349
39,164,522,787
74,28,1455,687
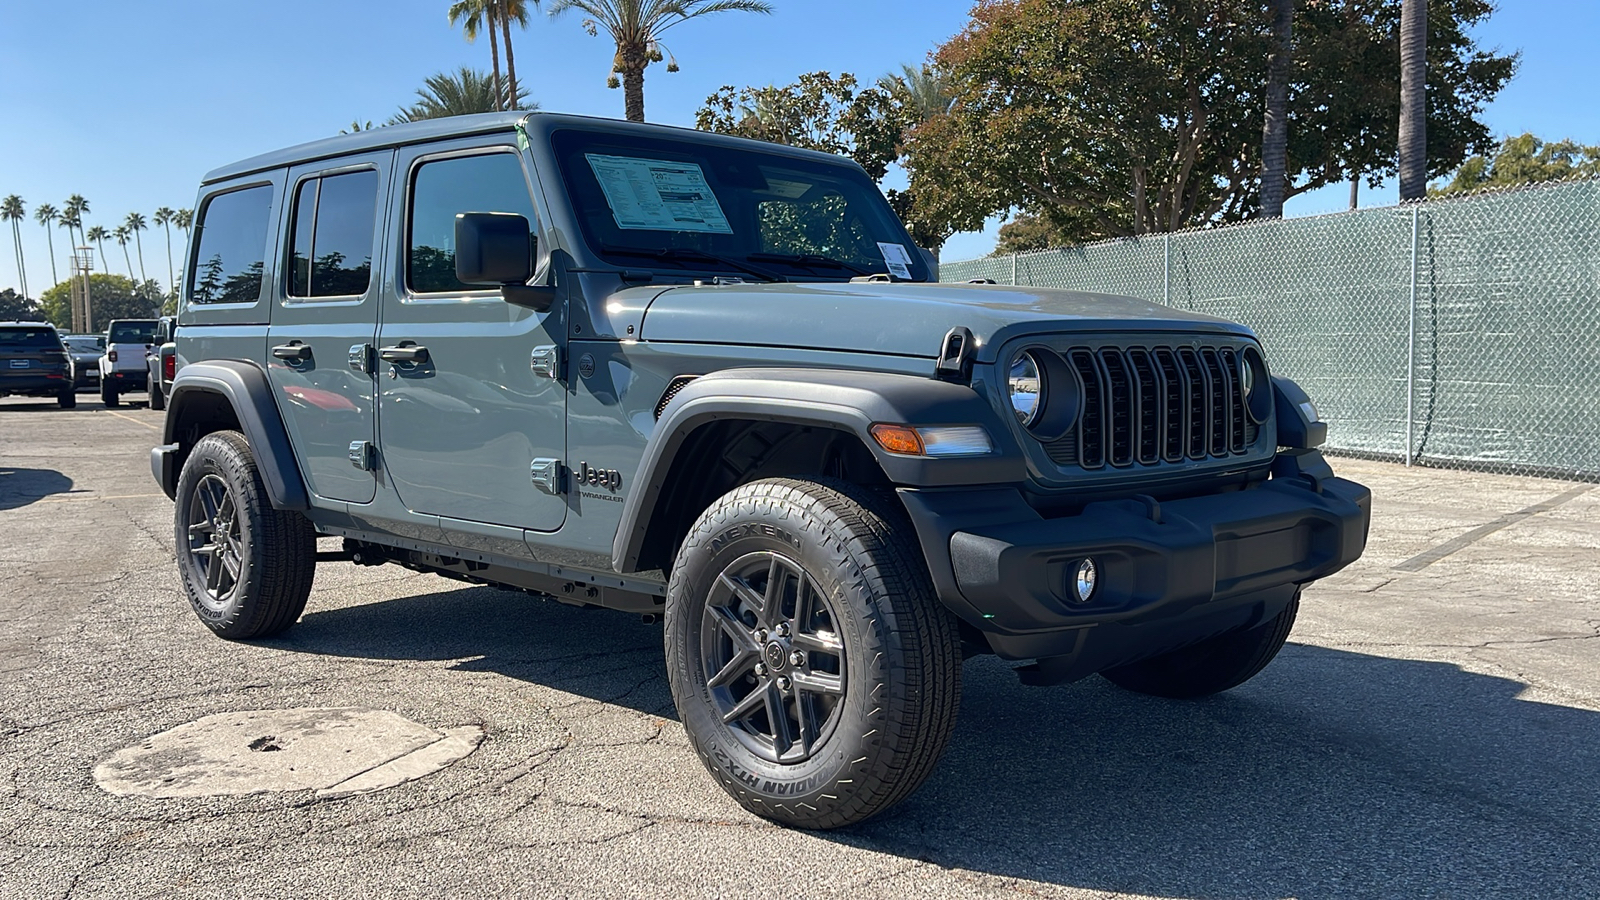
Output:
654,375,699,419
1039,342,1257,472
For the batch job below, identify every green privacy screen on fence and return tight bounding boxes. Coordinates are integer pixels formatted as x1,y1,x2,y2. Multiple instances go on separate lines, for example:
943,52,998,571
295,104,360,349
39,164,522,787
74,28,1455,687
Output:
941,177,1600,482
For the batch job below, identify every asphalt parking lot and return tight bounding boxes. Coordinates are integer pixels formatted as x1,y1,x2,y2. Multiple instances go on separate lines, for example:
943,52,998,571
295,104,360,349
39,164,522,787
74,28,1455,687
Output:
2,393,1597,899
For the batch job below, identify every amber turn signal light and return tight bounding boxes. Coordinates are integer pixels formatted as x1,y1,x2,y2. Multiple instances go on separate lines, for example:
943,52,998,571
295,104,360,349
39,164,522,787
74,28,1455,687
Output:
870,424,925,456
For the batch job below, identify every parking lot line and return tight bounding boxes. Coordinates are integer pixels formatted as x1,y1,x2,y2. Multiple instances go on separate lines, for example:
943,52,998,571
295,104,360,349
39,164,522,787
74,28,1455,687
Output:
1392,485,1593,572
35,493,164,503
105,410,160,431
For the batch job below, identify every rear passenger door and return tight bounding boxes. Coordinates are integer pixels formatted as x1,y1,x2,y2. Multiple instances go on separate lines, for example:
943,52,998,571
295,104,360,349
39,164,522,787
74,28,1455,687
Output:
266,154,391,504
376,139,566,532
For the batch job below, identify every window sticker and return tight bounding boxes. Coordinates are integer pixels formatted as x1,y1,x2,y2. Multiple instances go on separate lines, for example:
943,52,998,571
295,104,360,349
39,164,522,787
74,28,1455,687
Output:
585,154,733,234
877,242,915,280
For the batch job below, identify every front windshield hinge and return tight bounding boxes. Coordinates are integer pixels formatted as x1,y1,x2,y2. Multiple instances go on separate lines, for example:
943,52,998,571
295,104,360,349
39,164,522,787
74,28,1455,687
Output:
692,276,747,286
936,326,976,384
850,274,894,284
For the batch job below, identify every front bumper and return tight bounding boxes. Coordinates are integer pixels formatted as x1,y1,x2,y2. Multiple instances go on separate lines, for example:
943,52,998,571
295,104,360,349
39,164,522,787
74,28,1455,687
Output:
899,450,1370,676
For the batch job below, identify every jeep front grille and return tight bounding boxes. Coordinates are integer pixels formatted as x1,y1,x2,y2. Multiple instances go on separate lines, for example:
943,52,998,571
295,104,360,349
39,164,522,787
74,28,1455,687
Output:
1041,344,1258,469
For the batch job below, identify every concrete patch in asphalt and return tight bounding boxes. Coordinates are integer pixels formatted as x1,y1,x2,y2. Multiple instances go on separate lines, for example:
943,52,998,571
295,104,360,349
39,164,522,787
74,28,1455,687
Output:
92,707,483,799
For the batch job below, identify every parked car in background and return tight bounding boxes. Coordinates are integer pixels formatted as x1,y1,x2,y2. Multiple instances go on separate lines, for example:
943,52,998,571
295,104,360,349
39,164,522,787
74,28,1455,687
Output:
99,318,157,407
0,321,76,407
145,317,178,411
63,334,104,391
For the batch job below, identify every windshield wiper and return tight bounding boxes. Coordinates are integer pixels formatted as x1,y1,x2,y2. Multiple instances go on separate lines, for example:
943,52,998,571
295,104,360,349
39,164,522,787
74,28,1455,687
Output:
745,252,879,277
598,245,783,283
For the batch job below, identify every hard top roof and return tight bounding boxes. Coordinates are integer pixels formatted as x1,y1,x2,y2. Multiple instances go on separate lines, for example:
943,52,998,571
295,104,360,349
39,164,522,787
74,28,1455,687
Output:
202,112,857,185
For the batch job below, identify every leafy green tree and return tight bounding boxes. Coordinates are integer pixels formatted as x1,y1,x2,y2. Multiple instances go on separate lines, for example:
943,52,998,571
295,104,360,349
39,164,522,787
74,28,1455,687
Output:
34,203,60,286
2,195,28,300
389,67,534,123
1431,133,1600,196
993,212,1069,255
38,274,164,329
548,0,773,123
916,0,1517,247
0,288,43,321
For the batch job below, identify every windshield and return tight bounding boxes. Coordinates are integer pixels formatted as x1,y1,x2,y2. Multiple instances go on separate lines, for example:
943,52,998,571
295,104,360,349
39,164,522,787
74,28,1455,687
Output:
64,337,103,352
0,328,59,349
551,128,930,282
109,321,156,344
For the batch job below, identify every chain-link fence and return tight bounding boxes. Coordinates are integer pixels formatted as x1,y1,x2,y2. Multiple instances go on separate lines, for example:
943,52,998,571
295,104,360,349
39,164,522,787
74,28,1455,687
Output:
942,176,1600,481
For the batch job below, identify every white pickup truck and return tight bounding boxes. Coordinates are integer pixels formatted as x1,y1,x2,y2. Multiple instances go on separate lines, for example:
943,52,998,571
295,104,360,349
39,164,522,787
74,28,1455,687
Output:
99,318,157,407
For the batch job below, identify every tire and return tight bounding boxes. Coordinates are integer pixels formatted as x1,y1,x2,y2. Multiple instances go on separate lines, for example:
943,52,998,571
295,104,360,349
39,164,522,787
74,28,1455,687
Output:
665,477,962,830
58,388,76,409
174,430,316,639
149,383,165,410
100,381,118,407
1101,591,1300,699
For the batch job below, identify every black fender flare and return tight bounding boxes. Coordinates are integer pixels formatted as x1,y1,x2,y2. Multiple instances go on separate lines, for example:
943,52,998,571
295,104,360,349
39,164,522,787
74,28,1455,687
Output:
611,367,1026,573
152,360,310,510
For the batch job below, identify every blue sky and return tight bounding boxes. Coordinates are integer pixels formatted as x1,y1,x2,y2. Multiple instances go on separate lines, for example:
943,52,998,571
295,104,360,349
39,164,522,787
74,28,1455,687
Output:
1,0,1595,295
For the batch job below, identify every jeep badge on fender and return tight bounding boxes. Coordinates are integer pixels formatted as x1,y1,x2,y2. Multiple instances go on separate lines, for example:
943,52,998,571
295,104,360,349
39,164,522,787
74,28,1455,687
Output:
151,112,1370,831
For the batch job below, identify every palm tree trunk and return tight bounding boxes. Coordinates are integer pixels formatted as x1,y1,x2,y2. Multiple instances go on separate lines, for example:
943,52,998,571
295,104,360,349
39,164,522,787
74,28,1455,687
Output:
134,231,148,285
487,13,504,111
9,223,25,300
1349,178,1359,209
42,226,58,286
501,5,519,111
95,238,109,275
1398,0,1428,201
1259,0,1293,218
162,224,175,293
622,44,647,123
121,243,134,282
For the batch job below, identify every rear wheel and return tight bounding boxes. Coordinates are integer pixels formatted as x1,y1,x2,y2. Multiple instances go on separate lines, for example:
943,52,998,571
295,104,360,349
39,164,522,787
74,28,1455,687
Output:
1101,591,1300,699
148,382,165,410
666,478,962,829
100,381,118,407
174,430,316,639
57,387,76,409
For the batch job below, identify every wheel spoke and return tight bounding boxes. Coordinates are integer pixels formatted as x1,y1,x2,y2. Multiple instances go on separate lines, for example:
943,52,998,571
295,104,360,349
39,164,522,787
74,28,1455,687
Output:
204,543,226,592
791,693,813,757
760,556,785,625
197,481,220,523
188,521,214,540
717,572,768,623
220,548,241,582
720,684,767,725
706,604,760,654
792,630,843,654
707,648,757,690
764,684,793,756
789,670,844,696
792,576,814,632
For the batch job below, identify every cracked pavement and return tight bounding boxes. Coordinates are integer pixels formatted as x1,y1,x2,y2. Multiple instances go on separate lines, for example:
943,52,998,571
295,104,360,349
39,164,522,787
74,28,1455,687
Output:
2,395,1598,899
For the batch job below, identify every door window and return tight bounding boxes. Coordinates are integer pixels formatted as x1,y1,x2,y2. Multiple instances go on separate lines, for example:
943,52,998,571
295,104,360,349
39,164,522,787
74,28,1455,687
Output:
287,169,380,298
407,153,539,294
189,185,273,305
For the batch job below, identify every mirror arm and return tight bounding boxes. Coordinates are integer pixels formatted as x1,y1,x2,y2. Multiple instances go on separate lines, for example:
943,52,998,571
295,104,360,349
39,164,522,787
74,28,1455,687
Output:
501,284,557,312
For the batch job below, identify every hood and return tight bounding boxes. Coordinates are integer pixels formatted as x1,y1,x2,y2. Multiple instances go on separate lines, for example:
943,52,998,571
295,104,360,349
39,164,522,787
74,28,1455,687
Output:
637,282,1250,361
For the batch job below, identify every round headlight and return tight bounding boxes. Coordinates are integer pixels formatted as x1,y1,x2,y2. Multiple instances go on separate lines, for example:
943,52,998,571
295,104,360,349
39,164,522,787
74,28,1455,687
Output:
1009,351,1045,427
1240,346,1271,424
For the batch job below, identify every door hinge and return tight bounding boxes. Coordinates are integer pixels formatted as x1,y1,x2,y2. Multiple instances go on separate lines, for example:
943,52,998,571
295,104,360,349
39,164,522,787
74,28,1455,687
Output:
348,441,376,471
530,345,562,379
530,458,565,494
348,343,375,375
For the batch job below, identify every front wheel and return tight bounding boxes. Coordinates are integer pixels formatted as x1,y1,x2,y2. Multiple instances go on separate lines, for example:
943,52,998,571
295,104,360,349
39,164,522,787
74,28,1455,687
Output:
99,381,118,407
58,387,76,409
1101,590,1300,698
665,478,962,830
174,430,316,639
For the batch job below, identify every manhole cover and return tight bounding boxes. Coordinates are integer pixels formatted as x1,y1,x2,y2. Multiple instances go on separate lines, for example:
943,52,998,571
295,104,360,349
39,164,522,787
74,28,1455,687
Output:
93,708,483,799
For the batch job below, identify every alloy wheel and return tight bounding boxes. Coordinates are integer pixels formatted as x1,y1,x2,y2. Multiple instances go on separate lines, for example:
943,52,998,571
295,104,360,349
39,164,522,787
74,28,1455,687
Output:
185,474,243,609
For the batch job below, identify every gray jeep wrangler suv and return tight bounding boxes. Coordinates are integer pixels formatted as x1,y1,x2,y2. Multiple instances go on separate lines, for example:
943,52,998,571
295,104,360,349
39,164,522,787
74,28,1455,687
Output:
152,112,1369,829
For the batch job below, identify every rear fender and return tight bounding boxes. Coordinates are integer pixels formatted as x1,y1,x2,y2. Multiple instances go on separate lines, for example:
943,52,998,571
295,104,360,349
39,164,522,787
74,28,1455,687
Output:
154,360,309,510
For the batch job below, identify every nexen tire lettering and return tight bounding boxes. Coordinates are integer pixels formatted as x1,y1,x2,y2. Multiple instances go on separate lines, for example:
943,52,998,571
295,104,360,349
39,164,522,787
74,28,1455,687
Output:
709,523,800,554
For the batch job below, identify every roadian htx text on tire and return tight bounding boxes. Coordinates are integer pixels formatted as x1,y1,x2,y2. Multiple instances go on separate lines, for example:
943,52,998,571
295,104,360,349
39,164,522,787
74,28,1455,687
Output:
173,430,316,639
665,478,963,830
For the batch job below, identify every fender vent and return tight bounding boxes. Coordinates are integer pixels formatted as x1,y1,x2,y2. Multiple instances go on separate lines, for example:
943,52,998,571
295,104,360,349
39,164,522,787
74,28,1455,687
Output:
654,375,699,419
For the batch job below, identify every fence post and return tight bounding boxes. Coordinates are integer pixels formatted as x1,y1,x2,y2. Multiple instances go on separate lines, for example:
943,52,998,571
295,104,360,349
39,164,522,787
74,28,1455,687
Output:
1163,233,1171,306
1011,253,1018,286
1405,204,1419,466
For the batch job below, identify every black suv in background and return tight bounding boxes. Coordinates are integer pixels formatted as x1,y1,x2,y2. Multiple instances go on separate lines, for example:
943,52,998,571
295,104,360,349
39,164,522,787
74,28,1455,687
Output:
0,321,77,408
63,334,104,391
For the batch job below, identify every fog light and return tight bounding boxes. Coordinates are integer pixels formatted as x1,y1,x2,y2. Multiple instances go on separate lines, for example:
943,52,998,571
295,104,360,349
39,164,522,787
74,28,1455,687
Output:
1072,558,1098,603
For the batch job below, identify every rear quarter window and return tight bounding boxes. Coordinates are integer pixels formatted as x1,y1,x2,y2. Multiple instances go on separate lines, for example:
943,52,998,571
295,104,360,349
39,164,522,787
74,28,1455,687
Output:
189,185,274,305
0,328,59,348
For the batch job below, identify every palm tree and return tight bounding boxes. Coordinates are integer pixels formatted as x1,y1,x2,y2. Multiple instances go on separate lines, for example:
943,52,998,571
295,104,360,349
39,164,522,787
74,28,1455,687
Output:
1398,0,1427,201
1259,0,1293,217
3,195,29,300
548,0,774,123
86,225,111,273
113,225,136,281
34,203,60,286
389,68,533,123
64,194,90,252
175,209,193,235
125,212,149,285
877,64,954,122
153,207,177,293
449,0,506,110
500,1,539,112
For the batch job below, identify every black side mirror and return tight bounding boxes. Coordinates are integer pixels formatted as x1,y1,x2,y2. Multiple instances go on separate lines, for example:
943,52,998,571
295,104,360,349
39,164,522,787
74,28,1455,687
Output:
455,212,555,312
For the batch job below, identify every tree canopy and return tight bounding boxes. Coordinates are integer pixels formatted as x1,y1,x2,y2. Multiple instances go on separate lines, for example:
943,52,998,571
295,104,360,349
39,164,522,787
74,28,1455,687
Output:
1430,133,1600,197
389,67,535,123
0,288,43,322
38,275,165,330
911,0,1517,246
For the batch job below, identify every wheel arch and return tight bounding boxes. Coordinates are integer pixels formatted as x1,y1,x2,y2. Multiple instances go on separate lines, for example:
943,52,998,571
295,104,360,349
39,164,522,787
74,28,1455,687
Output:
612,367,1026,574
155,360,309,510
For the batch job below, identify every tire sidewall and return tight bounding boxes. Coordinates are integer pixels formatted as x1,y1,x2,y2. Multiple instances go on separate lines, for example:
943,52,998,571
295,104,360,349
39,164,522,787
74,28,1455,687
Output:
666,489,896,821
174,435,261,635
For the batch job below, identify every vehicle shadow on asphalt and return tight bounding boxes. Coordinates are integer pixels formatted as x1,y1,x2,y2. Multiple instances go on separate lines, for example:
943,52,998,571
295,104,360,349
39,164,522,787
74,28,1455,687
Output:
285,585,1599,897
0,466,77,510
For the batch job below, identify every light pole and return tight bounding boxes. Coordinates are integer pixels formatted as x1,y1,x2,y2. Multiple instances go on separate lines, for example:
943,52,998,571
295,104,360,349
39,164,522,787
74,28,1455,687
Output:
71,246,95,332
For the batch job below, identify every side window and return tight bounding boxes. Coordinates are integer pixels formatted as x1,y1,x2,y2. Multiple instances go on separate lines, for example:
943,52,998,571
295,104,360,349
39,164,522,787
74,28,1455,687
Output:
189,185,273,305
287,169,379,298
408,152,538,294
